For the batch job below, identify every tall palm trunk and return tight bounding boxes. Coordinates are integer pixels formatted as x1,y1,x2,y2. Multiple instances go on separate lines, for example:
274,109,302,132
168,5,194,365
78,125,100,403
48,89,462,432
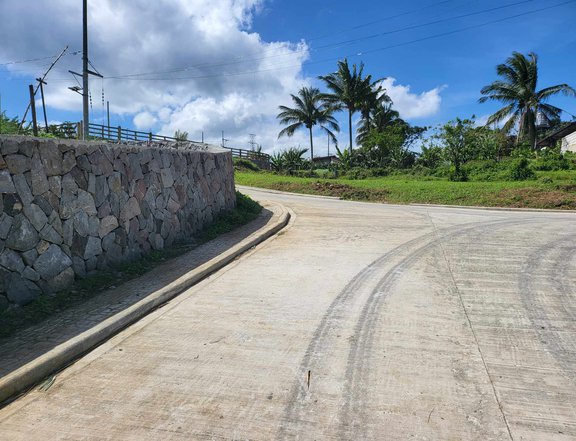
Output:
309,126,314,160
348,109,353,153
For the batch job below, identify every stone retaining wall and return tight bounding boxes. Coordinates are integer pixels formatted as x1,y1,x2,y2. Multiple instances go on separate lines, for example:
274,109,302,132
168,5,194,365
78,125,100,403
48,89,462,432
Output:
0,136,235,309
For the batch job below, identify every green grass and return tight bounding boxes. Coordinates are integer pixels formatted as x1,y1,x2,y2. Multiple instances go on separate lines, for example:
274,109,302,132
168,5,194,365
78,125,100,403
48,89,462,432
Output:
0,192,262,338
236,170,576,209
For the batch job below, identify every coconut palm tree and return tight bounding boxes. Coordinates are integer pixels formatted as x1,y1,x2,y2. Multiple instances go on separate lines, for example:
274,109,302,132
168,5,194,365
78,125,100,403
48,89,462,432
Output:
356,102,403,145
277,87,339,160
319,59,384,153
479,52,575,148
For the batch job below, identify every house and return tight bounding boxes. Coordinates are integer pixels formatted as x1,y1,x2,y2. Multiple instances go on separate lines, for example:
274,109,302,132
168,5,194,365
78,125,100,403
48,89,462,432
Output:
311,155,338,166
537,121,576,152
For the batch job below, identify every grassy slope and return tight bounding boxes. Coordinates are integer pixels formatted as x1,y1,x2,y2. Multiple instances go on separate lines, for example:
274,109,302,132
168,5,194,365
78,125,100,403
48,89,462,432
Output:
236,170,576,209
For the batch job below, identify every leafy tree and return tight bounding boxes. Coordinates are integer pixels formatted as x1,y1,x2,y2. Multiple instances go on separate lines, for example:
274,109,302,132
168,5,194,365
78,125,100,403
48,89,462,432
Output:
319,59,382,153
0,112,28,135
479,51,575,148
360,124,423,169
418,144,445,169
438,118,476,181
470,126,507,161
277,87,339,160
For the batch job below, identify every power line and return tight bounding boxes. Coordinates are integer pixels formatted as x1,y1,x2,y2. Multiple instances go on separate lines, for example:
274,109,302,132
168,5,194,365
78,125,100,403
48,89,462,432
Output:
0,0,573,84
0,50,80,67
305,0,455,42
107,0,534,80
101,0,576,82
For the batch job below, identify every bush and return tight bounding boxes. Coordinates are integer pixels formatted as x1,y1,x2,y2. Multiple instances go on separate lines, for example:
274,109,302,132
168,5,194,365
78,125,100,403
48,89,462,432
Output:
449,167,468,182
509,158,536,181
531,155,570,171
342,168,369,180
233,158,260,171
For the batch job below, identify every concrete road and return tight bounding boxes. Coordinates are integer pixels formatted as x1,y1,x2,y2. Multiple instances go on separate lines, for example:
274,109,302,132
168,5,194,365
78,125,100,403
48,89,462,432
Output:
1,188,575,440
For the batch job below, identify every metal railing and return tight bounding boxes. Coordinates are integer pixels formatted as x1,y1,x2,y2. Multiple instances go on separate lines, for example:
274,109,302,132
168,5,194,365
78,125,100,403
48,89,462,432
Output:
50,122,271,166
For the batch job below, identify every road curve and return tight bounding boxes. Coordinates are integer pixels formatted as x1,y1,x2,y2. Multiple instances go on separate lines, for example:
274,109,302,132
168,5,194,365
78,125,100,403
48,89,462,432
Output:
0,188,574,440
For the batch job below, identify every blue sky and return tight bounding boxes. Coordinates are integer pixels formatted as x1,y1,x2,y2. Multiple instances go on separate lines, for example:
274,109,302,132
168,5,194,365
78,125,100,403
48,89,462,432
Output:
0,0,575,154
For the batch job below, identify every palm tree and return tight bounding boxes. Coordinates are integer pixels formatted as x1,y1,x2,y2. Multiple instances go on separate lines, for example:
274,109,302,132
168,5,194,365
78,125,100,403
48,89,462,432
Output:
479,52,575,148
356,102,403,145
277,87,339,160
319,59,384,153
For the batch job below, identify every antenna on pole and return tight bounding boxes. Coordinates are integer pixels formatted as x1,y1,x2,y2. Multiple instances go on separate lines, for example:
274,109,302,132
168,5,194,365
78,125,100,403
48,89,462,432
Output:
19,45,69,131
248,134,257,150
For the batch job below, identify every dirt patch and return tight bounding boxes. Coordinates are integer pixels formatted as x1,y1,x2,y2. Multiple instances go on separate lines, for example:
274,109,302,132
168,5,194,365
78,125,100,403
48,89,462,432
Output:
496,188,576,209
312,182,390,201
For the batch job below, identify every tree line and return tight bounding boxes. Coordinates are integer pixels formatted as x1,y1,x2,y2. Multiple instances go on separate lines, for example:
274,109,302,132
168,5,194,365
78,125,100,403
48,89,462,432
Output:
275,52,575,179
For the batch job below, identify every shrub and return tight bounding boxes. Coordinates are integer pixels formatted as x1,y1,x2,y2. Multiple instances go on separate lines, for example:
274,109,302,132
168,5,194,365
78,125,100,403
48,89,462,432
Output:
449,166,468,182
509,158,536,181
531,152,570,171
234,158,260,171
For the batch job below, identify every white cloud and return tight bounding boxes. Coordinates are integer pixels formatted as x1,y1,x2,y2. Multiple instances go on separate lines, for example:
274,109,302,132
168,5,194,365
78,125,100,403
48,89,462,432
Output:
0,1,445,153
380,78,444,120
133,112,157,130
0,0,309,153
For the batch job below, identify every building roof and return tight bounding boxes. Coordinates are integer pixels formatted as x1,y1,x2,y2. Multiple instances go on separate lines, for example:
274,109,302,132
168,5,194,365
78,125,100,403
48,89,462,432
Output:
537,121,576,147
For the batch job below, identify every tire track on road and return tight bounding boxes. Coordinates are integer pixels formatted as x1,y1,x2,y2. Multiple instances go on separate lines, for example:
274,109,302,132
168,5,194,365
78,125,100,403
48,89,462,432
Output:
277,217,531,440
519,235,576,383
338,218,536,439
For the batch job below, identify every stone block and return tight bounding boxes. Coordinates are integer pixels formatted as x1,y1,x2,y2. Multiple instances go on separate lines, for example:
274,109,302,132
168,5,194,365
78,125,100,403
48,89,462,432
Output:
23,203,48,231
62,151,76,174
39,140,62,176
21,249,38,266
33,244,73,279
22,266,40,282
40,224,63,245
5,154,30,174
0,213,13,240
47,267,75,293
94,175,109,207
72,256,87,278
0,170,16,193
6,273,42,305
6,215,39,251
73,210,90,237
1,138,19,155
120,197,141,222
0,248,25,273
84,236,102,260
48,176,62,198
12,174,34,205
99,215,119,238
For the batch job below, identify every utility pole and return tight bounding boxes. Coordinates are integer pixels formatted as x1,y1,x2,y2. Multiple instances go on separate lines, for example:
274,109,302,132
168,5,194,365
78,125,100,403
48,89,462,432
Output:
28,85,38,136
221,131,228,148
106,100,110,127
36,78,49,130
82,0,89,140
19,46,68,131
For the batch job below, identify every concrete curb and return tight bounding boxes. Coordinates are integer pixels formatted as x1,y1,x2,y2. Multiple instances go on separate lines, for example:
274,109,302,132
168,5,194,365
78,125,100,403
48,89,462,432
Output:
236,185,341,200
240,185,576,214
0,202,291,405
409,203,576,213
